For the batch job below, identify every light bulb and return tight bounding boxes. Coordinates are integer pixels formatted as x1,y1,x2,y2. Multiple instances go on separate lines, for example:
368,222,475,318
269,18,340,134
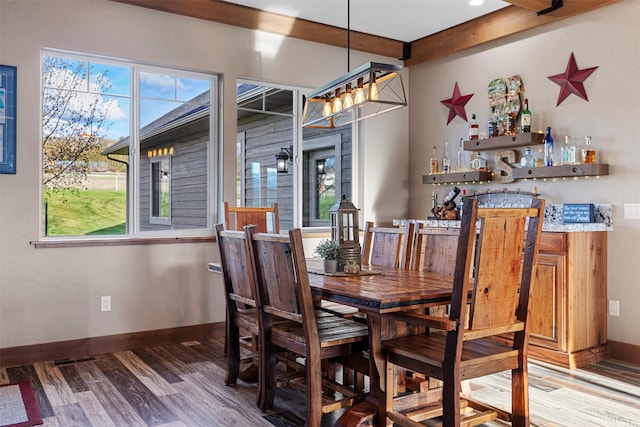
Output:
354,78,365,104
322,95,332,117
369,80,379,101
342,84,354,109
332,89,342,113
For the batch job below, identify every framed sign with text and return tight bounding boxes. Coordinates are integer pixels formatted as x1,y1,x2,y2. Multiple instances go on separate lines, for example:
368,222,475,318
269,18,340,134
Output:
0,65,17,174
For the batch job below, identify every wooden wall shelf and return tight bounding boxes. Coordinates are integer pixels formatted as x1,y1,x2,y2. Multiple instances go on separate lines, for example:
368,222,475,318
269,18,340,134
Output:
422,171,492,184
464,132,544,151
513,163,609,179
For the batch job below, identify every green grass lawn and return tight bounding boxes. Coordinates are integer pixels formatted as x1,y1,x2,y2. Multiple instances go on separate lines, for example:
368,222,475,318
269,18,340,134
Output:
43,189,126,236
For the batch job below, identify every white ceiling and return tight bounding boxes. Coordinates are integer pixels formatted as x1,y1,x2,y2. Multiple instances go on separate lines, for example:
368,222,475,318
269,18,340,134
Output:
224,0,511,42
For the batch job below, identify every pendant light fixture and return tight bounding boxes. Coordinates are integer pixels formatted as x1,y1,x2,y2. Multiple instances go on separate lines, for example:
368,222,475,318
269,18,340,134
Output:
301,0,406,129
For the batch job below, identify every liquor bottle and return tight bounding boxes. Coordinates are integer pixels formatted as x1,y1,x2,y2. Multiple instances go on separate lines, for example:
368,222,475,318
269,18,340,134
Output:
457,138,465,172
442,141,450,173
521,99,531,133
520,146,535,168
544,127,554,166
506,112,517,135
582,135,596,164
471,151,487,172
561,136,576,165
469,114,479,140
430,145,439,174
442,186,461,208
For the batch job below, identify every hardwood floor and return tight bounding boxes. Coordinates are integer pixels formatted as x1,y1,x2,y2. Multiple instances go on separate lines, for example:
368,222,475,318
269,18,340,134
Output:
1,337,639,426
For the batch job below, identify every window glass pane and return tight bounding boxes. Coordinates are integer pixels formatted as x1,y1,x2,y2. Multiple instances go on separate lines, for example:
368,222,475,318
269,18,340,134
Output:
235,80,353,231
138,71,211,232
151,157,171,223
42,55,130,237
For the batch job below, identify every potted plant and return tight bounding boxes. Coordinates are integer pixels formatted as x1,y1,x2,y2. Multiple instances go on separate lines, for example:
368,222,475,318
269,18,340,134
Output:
315,239,342,273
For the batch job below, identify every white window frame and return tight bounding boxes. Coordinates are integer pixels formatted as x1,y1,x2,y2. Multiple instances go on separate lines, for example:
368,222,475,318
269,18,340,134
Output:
39,48,219,241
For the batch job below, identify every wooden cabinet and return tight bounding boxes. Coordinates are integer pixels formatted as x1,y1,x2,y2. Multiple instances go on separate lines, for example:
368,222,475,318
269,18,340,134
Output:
527,231,609,369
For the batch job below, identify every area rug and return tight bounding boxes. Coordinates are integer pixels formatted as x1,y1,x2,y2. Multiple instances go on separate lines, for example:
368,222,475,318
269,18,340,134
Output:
0,381,43,427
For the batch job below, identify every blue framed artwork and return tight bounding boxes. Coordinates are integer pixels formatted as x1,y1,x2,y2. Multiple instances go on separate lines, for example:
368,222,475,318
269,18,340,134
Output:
0,65,17,174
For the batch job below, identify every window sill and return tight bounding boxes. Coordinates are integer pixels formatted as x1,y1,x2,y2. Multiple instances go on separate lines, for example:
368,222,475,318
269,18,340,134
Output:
30,235,216,249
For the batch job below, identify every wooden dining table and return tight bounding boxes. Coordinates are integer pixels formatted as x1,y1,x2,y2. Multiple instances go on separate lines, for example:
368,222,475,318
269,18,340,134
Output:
306,260,459,426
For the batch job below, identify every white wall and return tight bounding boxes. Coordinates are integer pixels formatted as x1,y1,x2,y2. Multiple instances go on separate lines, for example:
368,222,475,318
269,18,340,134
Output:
408,1,640,346
0,0,409,348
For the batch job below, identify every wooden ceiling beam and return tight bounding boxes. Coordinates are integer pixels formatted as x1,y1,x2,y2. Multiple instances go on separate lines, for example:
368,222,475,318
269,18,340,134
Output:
110,0,619,67
109,0,405,59
406,0,620,67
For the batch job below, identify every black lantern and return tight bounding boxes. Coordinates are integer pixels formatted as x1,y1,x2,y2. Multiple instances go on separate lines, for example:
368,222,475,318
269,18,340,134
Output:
330,195,361,269
275,146,293,173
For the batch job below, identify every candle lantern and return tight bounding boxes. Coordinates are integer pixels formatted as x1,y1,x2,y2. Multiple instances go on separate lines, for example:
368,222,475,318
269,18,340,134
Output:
330,195,361,270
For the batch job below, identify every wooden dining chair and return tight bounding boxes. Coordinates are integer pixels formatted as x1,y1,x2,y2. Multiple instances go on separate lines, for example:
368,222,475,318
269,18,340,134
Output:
224,201,279,233
221,202,279,368
411,224,460,275
213,224,261,390
361,221,415,269
244,225,370,427
380,196,545,427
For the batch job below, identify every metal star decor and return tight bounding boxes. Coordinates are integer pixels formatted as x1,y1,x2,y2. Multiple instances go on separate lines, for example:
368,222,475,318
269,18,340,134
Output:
441,82,474,124
548,52,599,106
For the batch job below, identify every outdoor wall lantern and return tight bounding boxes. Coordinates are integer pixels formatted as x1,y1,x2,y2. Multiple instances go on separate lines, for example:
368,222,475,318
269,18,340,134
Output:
275,146,293,173
330,195,361,270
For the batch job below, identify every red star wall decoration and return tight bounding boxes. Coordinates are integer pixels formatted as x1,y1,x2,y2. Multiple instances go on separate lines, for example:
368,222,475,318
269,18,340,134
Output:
441,82,474,124
548,52,599,106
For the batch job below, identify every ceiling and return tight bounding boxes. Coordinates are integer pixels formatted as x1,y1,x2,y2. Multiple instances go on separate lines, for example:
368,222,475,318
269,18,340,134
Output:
111,0,621,66
222,0,511,43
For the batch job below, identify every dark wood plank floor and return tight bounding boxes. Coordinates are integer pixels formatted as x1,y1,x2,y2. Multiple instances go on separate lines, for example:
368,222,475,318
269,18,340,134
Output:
1,337,639,426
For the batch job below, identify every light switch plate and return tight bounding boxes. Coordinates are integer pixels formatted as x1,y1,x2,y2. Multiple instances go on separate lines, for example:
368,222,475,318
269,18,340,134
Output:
623,203,640,220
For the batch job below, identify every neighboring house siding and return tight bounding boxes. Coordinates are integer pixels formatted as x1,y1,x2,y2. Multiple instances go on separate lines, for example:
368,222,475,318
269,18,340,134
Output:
139,132,209,231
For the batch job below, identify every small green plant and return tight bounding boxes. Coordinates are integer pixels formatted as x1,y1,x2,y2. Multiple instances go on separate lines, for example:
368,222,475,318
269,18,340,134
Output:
314,239,342,260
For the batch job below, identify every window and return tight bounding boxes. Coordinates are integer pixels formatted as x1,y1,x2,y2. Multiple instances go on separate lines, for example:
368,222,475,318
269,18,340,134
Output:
150,156,171,224
41,51,217,238
235,80,353,231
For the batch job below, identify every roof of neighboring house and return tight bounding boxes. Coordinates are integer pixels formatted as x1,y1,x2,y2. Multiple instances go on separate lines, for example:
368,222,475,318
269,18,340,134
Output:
102,90,210,156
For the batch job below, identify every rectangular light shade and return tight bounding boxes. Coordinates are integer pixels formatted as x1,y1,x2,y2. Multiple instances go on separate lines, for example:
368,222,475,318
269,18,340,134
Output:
302,62,406,129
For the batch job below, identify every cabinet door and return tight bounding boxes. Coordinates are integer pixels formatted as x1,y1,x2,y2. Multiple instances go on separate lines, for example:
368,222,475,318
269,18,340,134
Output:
529,253,566,351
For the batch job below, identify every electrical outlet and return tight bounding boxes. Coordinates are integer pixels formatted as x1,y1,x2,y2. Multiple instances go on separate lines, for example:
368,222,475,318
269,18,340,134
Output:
609,299,619,317
101,296,111,312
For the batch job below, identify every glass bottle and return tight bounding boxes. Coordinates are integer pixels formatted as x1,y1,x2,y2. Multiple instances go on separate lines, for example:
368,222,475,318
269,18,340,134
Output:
442,141,450,173
469,114,479,140
457,138,465,172
582,135,596,164
520,146,535,168
430,145,439,174
561,136,576,165
521,99,531,133
544,127,554,166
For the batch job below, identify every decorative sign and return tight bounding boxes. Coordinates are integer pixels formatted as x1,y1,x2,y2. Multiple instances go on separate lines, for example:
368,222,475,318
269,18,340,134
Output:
0,65,17,174
493,150,516,183
548,52,599,107
563,203,595,223
441,82,473,125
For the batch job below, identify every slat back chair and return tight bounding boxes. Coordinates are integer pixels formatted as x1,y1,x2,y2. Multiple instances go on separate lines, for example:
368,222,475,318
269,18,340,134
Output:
411,224,460,275
381,197,545,427
224,201,279,233
213,223,261,391
244,225,369,427
361,221,415,269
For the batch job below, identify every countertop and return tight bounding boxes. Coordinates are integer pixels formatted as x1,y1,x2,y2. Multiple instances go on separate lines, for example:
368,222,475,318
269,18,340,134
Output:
395,203,613,232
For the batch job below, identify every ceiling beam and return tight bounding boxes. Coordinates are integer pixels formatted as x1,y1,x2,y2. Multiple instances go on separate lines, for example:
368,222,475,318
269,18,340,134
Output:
406,0,620,67
109,0,405,59
110,0,619,67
